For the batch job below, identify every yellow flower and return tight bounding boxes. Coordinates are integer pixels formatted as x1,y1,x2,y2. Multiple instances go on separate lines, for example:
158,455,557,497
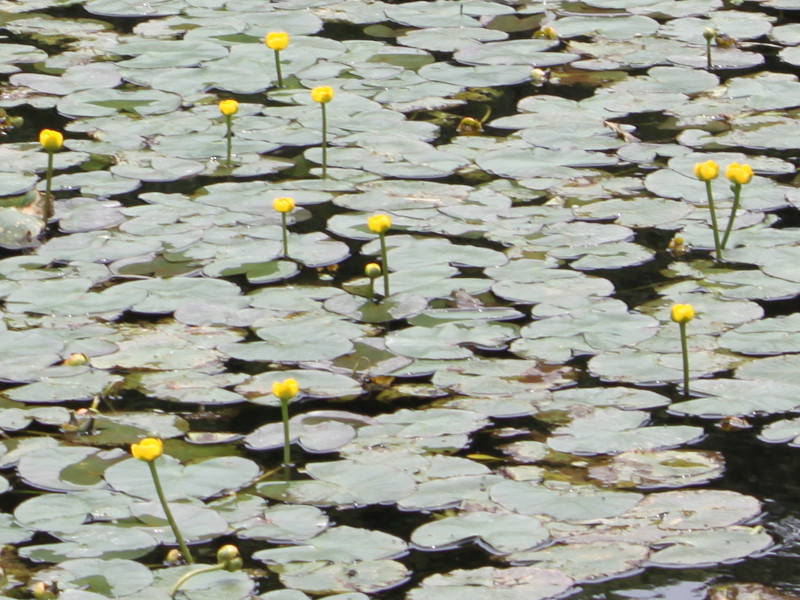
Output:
273,197,295,213
219,99,239,117
693,160,719,182
266,31,290,51
311,85,335,104
131,437,163,462
63,352,89,366
273,378,299,402
39,129,63,152
534,26,558,40
671,304,695,324
365,263,382,278
368,214,392,234
726,163,753,185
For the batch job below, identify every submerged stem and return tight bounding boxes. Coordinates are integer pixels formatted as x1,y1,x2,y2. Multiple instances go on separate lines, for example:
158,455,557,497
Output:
169,564,222,598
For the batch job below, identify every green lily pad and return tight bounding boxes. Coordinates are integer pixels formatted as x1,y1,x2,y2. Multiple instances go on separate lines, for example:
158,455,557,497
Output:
408,565,574,600
35,558,154,596
411,512,549,554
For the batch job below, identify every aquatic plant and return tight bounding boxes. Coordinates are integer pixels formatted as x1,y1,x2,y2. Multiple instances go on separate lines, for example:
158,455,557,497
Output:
704,27,716,70
38,128,63,218
671,303,696,397
169,544,243,599
130,437,194,564
365,262,381,303
273,196,295,257
694,159,723,261
218,99,238,168
273,378,300,481
266,32,289,88
311,85,334,178
721,162,754,250
368,213,392,298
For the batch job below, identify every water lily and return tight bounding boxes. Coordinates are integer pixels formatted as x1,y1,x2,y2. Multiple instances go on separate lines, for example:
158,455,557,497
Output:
273,196,295,257
131,437,194,564
694,159,723,261
39,128,63,218
721,162,753,250
671,304,695,397
266,31,289,87
219,99,238,168
273,378,300,481
311,86,334,178
368,214,392,298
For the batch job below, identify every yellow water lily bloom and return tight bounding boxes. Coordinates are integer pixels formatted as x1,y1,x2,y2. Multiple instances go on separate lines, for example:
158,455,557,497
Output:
39,129,63,152
726,163,753,185
273,378,300,402
694,160,719,182
368,213,392,234
671,304,695,324
266,31,290,51
311,85,335,104
273,197,295,213
365,263,382,278
131,437,163,462
219,99,239,116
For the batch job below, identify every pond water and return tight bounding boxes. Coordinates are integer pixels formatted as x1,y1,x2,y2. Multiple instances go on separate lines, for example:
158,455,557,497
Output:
0,0,800,598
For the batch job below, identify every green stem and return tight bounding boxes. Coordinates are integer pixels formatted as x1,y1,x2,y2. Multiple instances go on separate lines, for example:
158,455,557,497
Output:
704,179,723,262
45,150,54,199
274,49,283,87
44,150,55,220
679,321,690,398
281,212,289,257
225,115,233,168
170,564,222,598
706,40,712,71
720,183,741,250
321,103,328,179
149,461,194,564
367,278,375,304
379,233,390,298
281,398,292,482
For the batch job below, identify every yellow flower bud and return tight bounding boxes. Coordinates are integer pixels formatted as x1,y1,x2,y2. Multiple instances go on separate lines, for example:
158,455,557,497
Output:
272,378,299,402
164,549,183,565
693,160,719,182
311,85,335,104
725,163,753,185
219,99,239,117
457,117,483,136
39,129,63,152
703,27,717,42
130,437,163,462
534,26,558,40
367,214,392,234
216,544,241,571
273,197,295,213
266,31,290,51
63,352,89,366
365,263,382,279
671,304,695,324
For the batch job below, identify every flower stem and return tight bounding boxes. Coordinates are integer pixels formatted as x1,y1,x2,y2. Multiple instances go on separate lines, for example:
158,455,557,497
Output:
148,460,194,564
274,49,283,87
281,212,289,257
720,182,741,250
679,321,690,398
704,180,723,262
225,115,233,168
170,564,222,598
706,40,712,71
379,233,390,298
367,278,375,303
281,398,292,482
321,103,328,179
45,150,54,200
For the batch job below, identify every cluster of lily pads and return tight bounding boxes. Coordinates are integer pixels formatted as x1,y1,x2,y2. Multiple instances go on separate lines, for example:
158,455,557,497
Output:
0,0,799,598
